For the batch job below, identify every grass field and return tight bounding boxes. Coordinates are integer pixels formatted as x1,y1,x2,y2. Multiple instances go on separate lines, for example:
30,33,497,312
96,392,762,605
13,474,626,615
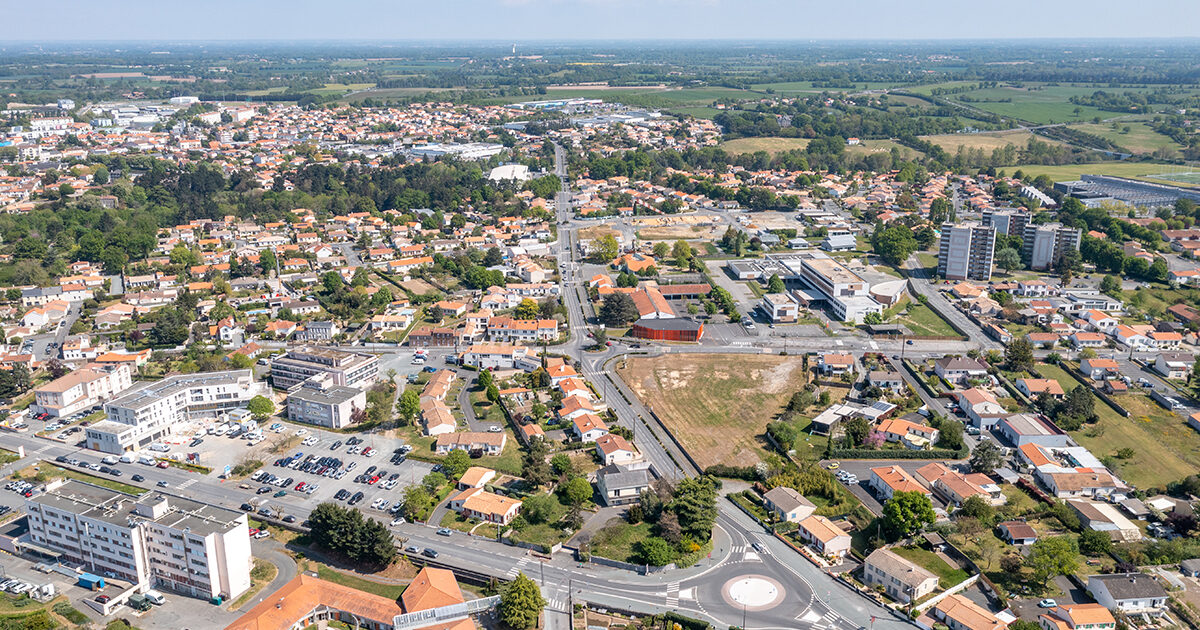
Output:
894,302,959,337
616,353,808,468
920,130,1062,153
26,463,147,496
946,86,1114,124
891,546,970,589
1005,161,1200,188
1035,363,1200,489
1069,121,1181,154
668,106,721,119
721,137,811,154
588,519,652,563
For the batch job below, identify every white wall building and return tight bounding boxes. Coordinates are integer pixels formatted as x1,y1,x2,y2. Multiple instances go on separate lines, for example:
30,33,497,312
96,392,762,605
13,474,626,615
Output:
24,480,251,601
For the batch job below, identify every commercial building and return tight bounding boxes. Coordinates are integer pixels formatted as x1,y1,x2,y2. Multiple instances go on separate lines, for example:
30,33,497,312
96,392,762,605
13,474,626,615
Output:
286,380,366,429
269,346,378,390
25,480,251,601
1056,175,1200,209
32,363,133,418
1022,223,1082,271
761,293,798,323
87,370,265,454
630,317,704,342
770,252,883,323
938,222,996,282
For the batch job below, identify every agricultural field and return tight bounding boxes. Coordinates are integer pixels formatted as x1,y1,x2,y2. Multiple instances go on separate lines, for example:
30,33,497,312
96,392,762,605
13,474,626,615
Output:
750,81,903,94
949,86,1113,124
309,82,376,95
845,139,920,158
720,137,811,154
616,353,809,468
1069,121,1182,155
1005,161,1200,188
920,130,1062,153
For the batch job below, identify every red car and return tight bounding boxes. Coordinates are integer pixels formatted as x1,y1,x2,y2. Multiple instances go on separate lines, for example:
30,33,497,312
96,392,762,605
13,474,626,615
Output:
248,528,260,536
368,475,381,485
156,461,169,468
294,482,306,491
94,594,111,604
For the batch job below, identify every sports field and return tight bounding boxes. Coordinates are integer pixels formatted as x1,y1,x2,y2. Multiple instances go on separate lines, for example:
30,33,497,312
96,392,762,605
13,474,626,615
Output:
1006,162,1200,188
617,353,809,468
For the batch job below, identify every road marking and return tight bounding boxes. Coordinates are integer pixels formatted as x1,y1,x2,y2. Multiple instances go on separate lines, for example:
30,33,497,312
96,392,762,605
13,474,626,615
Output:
798,611,823,623
666,581,678,607
506,555,531,578
869,341,878,349
835,340,843,346
742,551,761,562
177,479,197,489
679,587,695,600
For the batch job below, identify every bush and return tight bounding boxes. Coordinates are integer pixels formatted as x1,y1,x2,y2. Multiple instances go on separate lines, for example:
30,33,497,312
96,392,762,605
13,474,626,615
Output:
703,464,757,480
829,446,967,460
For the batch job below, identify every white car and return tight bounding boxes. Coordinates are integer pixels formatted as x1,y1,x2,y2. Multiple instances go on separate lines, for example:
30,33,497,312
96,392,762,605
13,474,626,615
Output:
295,428,308,436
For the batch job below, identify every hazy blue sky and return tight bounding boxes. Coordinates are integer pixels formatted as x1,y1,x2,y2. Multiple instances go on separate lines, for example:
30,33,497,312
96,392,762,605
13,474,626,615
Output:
9,0,1199,41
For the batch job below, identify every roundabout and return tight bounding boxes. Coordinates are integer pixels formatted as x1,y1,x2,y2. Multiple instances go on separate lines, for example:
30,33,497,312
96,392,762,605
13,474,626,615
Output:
722,574,785,611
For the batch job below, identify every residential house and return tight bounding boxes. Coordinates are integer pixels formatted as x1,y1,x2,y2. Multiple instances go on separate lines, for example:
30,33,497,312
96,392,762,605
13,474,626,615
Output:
447,487,522,525
956,388,1008,428
1154,352,1194,380
916,462,1005,507
1070,332,1107,349
869,466,930,502
570,413,609,442
997,520,1039,545
1068,500,1142,543
595,464,651,507
1087,574,1167,615
434,432,507,456
796,514,851,559
762,486,816,523
861,548,939,604
1081,358,1120,380
818,353,855,376
935,357,989,387
1016,378,1065,400
595,434,638,466
876,418,940,450
934,594,1007,630
1038,604,1115,630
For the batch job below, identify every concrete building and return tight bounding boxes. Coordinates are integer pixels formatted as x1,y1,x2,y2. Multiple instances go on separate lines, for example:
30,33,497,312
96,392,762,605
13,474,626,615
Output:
1022,223,1082,271
286,381,366,429
24,480,251,601
938,222,996,282
982,207,1031,238
86,370,264,454
269,346,378,390
761,293,798,323
32,363,133,418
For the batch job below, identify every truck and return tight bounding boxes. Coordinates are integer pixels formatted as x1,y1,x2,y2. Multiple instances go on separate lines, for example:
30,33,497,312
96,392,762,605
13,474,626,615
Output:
127,594,152,612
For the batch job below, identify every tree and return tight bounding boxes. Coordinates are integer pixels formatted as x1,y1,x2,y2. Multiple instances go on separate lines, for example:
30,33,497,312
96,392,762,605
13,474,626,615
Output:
969,441,1004,474
1006,337,1035,372
672,240,693,268
247,395,275,419
398,389,420,425
422,472,447,494
882,490,936,536
550,453,573,476
669,476,719,540
767,274,785,294
652,242,670,258
521,494,556,525
1026,537,1079,586
499,573,546,630
936,420,964,451
45,359,67,379
594,234,619,263
92,165,109,185
844,416,870,447
1078,529,1112,556
515,298,539,320
478,369,494,391
872,225,918,266
559,476,593,506
957,495,994,525
483,247,503,267
442,449,471,480
599,292,639,326
1100,275,1122,296
995,247,1022,273
402,486,433,521
634,537,676,566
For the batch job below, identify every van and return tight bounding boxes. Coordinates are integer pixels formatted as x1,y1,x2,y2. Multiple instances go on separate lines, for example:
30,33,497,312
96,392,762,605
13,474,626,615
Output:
101,455,119,465
144,590,165,605
138,456,156,466
119,453,136,464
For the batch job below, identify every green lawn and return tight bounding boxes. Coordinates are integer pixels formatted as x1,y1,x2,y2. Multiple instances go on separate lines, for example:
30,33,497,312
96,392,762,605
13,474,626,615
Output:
1036,363,1200,489
891,546,970,588
896,303,959,337
440,511,498,539
31,464,147,496
315,565,408,599
588,520,653,563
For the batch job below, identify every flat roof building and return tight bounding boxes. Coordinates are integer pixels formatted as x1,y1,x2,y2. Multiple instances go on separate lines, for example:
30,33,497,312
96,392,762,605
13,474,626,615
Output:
26,480,251,601
939,222,996,282
269,346,378,391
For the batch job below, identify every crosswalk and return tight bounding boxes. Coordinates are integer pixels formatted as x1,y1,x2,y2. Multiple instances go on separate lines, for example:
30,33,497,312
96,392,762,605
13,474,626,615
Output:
665,581,679,607
177,479,197,490
795,609,842,629
545,596,567,612
506,555,532,579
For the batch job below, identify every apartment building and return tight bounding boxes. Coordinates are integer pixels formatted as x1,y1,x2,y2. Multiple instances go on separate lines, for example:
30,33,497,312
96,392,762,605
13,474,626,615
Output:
286,380,366,429
938,222,996,282
86,370,264,454
269,346,378,390
1022,223,1082,271
24,480,251,601
982,207,1030,239
32,363,133,418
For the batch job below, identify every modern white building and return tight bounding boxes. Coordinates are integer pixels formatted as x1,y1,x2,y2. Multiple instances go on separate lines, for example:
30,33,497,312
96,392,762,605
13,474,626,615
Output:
86,370,265,454
32,363,133,418
286,380,366,429
938,222,996,281
24,480,251,601
774,252,884,323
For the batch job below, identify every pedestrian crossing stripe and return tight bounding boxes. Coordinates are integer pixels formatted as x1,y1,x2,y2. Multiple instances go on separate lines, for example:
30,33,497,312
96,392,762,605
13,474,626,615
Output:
505,556,532,578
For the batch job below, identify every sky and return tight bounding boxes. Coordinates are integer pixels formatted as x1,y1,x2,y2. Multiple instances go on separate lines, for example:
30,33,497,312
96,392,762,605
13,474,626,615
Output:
8,0,1200,41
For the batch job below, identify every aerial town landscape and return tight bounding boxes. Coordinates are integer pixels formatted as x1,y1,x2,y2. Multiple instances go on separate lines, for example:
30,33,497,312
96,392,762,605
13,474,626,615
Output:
3,4,1200,630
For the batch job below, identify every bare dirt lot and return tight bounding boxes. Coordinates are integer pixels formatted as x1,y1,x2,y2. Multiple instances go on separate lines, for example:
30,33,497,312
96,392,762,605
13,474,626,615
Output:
616,353,807,468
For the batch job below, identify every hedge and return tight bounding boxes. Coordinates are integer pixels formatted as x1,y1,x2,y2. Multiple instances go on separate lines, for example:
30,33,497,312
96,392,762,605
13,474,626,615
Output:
658,612,712,630
703,464,757,480
829,446,968,460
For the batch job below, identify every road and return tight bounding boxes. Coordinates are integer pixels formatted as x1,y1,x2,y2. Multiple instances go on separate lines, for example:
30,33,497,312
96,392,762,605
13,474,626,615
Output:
903,253,1002,352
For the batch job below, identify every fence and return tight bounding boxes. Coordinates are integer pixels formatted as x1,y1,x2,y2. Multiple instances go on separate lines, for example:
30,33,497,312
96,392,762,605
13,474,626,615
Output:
915,574,980,613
